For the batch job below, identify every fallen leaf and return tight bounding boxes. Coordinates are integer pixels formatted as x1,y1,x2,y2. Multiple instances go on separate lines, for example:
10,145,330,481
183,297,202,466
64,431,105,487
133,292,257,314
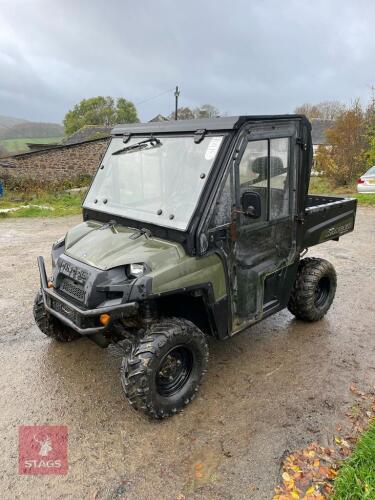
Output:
282,472,292,482
318,466,329,476
291,465,301,472
305,485,316,495
327,468,338,479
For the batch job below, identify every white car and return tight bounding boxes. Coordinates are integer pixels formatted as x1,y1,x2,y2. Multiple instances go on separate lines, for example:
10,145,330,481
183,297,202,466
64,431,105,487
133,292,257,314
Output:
357,166,375,193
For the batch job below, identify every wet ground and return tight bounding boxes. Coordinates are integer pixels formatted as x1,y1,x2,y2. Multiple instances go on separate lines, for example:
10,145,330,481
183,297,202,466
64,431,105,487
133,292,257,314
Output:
0,207,374,500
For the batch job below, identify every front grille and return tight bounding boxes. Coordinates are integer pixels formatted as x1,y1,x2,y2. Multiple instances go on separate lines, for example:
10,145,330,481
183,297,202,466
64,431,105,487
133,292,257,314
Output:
60,278,85,302
52,298,79,325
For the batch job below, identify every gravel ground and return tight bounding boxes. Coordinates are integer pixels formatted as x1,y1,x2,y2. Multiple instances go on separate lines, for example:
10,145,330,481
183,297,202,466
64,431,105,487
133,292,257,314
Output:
0,207,374,500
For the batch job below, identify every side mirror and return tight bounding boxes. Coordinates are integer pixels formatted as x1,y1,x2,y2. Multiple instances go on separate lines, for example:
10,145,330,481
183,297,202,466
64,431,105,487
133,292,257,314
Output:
241,191,261,218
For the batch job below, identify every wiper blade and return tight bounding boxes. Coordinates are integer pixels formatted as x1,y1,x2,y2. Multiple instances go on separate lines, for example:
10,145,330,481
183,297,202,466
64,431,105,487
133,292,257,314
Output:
112,137,162,156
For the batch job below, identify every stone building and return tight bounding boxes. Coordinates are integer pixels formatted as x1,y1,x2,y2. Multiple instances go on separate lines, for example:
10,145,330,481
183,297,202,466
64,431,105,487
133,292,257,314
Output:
0,120,333,186
0,126,112,184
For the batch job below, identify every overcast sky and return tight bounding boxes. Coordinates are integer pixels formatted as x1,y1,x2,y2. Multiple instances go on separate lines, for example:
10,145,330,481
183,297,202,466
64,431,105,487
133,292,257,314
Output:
0,0,374,124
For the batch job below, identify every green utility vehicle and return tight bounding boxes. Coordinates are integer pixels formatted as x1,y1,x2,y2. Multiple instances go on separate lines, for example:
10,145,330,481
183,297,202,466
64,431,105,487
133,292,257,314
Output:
34,116,357,418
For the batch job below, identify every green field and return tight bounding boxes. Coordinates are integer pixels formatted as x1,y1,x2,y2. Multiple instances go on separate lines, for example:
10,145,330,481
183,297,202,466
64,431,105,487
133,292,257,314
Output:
0,136,63,155
0,190,84,218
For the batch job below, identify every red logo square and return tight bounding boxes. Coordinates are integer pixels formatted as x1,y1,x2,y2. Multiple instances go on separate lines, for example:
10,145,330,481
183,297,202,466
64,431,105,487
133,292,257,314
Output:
19,425,68,475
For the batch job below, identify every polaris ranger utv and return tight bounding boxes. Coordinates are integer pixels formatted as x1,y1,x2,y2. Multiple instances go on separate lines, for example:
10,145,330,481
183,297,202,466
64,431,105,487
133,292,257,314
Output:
34,116,357,418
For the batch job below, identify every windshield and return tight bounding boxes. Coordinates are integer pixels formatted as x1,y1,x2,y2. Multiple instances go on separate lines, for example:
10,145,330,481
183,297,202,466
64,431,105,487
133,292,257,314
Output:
83,135,223,230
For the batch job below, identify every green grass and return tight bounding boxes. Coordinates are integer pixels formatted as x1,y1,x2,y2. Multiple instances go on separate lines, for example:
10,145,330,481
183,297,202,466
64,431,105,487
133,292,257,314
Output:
333,423,375,499
352,193,375,205
0,136,63,155
309,177,375,205
0,190,84,218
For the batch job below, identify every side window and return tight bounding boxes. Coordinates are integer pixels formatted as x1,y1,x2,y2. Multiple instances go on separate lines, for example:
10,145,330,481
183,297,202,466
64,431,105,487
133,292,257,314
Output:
270,138,289,219
238,140,268,222
237,137,290,223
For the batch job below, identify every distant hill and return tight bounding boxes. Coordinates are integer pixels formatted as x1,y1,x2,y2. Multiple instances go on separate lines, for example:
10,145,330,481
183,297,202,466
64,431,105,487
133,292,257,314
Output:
0,115,64,154
0,114,28,129
0,122,64,140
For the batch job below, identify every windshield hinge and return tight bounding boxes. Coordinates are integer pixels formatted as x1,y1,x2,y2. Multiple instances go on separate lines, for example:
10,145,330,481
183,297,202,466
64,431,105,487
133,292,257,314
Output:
129,228,152,240
296,137,307,150
194,129,206,144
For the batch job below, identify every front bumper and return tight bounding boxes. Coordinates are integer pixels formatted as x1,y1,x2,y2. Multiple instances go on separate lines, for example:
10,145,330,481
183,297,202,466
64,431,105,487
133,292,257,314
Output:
37,256,139,335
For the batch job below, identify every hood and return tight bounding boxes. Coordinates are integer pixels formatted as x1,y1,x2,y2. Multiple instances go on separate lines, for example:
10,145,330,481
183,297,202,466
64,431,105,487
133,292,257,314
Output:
64,221,183,271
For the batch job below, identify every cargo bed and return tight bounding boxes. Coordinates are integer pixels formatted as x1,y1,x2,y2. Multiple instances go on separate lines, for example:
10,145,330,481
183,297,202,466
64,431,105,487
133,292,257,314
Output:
302,195,357,247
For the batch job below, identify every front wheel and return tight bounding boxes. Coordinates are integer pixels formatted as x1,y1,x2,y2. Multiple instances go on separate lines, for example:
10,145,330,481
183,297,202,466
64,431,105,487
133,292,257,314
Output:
287,257,337,322
121,318,208,419
33,290,80,342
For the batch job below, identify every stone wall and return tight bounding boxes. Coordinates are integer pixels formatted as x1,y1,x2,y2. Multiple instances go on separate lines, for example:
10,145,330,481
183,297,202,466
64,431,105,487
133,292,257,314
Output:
0,137,110,184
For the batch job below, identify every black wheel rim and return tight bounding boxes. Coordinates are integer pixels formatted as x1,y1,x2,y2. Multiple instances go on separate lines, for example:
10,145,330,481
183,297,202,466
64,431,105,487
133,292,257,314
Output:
156,346,193,397
314,276,330,308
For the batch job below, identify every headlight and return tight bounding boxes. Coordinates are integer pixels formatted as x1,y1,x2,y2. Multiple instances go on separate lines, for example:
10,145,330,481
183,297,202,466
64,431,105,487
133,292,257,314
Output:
128,263,147,279
53,235,65,249
51,235,66,269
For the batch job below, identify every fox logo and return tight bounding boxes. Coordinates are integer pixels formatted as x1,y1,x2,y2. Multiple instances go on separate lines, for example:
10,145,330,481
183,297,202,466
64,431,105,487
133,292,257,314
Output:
34,435,52,457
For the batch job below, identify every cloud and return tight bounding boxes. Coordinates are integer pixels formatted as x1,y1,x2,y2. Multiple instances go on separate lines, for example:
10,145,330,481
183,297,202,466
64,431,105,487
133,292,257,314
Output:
0,0,374,123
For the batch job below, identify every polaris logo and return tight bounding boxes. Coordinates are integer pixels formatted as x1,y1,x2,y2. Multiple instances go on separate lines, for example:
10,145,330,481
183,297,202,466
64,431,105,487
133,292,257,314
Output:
59,260,88,284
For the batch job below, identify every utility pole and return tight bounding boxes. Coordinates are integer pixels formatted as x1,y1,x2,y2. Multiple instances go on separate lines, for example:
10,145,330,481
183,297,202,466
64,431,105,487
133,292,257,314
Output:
174,86,180,120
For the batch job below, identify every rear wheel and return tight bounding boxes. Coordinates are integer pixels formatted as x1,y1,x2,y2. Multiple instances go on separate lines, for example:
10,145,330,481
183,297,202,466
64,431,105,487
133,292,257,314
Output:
121,317,208,418
288,257,337,322
33,290,79,342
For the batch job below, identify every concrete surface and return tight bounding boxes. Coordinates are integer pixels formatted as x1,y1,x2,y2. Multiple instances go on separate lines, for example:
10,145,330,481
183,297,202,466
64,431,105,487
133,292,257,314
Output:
0,207,374,500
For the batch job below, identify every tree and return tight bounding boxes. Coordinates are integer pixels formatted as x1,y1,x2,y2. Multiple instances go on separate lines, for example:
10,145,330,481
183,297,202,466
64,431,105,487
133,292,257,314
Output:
194,104,219,119
63,96,139,135
295,101,346,121
364,135,375,168
168,104,220,120
116,98,139,124
168,107,195,120
315,101,366,185
363,99,375,168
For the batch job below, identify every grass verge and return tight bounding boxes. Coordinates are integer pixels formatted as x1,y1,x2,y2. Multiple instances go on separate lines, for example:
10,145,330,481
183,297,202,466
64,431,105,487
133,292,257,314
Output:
0,190,84,218
309,177,375,205
0,176,373,219
333,422,375,499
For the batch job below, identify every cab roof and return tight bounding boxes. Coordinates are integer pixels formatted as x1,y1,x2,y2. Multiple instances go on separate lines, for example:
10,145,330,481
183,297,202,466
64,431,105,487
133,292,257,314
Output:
111,114,310,136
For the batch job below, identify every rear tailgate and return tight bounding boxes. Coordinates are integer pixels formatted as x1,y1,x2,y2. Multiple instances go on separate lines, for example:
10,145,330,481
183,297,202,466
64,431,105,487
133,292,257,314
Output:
302,195,357,247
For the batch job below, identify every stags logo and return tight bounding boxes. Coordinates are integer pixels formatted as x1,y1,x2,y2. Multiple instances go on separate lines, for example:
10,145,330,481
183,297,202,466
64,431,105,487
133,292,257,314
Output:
19,426,68,475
